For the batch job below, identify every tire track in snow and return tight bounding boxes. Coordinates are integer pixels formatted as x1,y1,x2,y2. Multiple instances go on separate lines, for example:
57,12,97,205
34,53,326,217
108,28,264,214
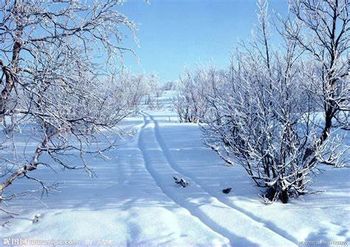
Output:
138,114,250,246
146,113,298,246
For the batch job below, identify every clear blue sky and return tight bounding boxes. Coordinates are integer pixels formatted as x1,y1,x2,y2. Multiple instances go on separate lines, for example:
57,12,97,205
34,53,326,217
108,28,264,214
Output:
120,0,288,83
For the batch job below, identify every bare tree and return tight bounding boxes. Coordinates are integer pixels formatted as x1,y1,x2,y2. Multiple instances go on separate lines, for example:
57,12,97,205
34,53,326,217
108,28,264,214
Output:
0,0,137,202
203,44,314,203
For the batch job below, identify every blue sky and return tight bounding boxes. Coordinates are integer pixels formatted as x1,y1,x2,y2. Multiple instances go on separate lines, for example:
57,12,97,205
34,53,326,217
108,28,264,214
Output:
120,0,288,82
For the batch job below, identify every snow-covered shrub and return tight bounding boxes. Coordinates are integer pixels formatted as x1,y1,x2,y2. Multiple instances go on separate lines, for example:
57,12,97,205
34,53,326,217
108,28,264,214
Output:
204,50,318,203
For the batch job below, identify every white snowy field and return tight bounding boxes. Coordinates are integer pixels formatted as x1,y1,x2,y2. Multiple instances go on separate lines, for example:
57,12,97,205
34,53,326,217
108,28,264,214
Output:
0,95,350,246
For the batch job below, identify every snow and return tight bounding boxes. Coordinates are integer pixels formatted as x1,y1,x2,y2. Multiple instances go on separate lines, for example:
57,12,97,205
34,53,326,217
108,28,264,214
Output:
0,92,349,246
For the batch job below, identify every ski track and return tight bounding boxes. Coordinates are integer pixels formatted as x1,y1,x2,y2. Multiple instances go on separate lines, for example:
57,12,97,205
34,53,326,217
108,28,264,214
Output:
138,115,249,246
140,112,298,247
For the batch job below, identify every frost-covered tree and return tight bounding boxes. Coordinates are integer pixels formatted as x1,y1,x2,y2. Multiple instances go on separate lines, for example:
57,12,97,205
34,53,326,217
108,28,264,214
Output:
175,67,225,123
204,48,318,203
0,0,137,203
143,74,162,109
115,72,159,111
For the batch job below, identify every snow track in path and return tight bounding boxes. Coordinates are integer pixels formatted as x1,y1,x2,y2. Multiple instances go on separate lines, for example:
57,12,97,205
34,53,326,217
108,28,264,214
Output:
139,113,297,247
138,115,235,246
149,114,299,245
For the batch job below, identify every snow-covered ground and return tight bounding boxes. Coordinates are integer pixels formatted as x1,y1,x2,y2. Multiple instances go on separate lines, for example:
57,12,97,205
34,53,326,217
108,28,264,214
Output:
0,92,349,247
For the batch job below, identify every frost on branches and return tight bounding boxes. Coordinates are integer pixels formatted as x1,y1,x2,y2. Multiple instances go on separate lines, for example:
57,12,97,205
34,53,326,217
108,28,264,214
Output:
175,67,225,123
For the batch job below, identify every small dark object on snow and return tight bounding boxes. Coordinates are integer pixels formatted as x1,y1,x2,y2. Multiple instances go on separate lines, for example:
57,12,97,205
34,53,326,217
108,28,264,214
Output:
173,176,189,188
222,188,232,194
32,214,40,224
